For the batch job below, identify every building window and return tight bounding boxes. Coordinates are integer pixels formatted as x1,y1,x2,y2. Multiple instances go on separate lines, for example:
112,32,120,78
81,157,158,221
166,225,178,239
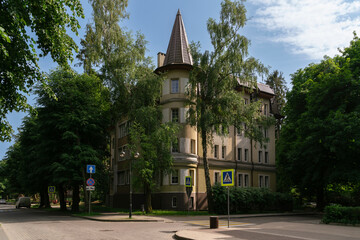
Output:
214,145,219,158
191,139,196,154
172,139,179,153
171,79,179,93
265,152,269,164
190,169,195,186
238,173,249,187
190,197,194,209
171,108,179,123
214,171,220,184
259,175,270,188
244,174,249,187
258,151,263,163
222,146,226,159
237,148,242,161
244,98,248,105
264,128,268,138
238,173,243,187
264,104,268,115
171,170,179,184
244,149,249,162
119,122,128,138
237,127,242,136
118,171,125,185
172,197,177,208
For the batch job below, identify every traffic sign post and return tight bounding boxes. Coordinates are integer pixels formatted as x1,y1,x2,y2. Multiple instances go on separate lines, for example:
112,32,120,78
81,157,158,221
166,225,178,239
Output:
185,176,193,214
221,169,235,228
87,165,96,174
48,186,56,193
86,165,96,214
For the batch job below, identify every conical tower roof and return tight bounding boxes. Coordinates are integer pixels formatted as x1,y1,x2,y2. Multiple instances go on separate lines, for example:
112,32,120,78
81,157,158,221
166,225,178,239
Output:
163,9,193,67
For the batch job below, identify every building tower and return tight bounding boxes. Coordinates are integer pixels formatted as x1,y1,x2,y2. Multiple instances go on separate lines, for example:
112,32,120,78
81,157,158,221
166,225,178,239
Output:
154,9,199,210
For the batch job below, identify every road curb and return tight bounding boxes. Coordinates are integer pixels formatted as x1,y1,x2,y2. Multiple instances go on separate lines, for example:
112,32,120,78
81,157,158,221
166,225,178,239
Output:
73,215,165,222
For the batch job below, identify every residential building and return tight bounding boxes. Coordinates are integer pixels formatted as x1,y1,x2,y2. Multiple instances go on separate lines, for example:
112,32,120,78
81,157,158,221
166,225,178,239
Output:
108,10,276,210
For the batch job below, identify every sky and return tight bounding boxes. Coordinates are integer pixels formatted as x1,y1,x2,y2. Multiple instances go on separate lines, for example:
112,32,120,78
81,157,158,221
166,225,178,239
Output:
1,0,360,159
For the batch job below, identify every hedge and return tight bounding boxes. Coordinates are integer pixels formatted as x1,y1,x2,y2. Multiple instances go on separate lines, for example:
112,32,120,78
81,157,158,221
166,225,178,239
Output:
212,185,293,214
322,205,360,225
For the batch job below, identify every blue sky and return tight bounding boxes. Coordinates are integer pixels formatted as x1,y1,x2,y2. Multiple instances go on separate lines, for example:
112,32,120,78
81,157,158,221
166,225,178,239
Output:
1,0,359,159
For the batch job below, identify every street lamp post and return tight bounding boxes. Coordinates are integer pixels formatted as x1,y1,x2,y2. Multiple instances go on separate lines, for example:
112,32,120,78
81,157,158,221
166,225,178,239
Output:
121,151,139,219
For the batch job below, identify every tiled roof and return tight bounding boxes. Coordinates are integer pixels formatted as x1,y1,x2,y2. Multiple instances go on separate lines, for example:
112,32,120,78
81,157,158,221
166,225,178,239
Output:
257,82,275,95
163,9,193,67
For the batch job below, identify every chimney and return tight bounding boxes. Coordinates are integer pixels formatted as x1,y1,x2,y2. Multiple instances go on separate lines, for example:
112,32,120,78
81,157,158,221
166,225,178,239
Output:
157,52,166,68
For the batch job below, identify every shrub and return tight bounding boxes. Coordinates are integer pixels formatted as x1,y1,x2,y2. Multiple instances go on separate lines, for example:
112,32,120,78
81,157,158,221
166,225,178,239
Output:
322,205,360,225
212,185,293,214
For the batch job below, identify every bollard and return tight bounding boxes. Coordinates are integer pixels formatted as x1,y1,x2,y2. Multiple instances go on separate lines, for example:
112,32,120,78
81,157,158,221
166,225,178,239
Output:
210,216,219,229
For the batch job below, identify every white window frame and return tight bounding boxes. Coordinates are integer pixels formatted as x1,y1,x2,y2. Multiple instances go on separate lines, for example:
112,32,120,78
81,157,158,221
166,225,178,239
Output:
238,173,249,187
259,175,270,188
258,151,263,163
171,108,179,123
244,174,249,187
214,171,220,185
221,146,226,159
190,139,196,154
171,79,179,93
172,196,177,208
265,151,269,164
237,148,242,161
244,149,249,162
171,170,179,185
214,145,219,159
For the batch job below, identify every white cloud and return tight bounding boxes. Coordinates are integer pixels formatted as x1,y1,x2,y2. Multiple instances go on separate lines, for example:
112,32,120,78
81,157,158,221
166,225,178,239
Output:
250,0,360,59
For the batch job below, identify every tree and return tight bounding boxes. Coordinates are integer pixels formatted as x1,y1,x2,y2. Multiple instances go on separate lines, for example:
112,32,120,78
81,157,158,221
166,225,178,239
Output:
186,0,268,212
277,34,360,209
35,69,111,212
265,70,288,139
0,0,84,141
127,68,179,213
77,0,148,120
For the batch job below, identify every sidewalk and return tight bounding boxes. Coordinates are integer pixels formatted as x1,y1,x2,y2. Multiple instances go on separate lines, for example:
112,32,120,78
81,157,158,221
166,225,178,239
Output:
75,212,167,222
77,211,320,240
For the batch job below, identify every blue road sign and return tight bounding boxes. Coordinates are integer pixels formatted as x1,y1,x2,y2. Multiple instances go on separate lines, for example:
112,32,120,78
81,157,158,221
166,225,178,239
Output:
221,169,235,186
86,178,95,186
48,186,56,193
185,176,192,187
87,165,96,174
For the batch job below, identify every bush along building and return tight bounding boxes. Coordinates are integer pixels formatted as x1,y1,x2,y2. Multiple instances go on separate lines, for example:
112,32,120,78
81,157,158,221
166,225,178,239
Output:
108,10,277,211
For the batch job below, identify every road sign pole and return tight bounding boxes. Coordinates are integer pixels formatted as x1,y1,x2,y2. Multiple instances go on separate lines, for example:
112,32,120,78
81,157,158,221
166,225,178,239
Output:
227,186,230,228
89,173,91,214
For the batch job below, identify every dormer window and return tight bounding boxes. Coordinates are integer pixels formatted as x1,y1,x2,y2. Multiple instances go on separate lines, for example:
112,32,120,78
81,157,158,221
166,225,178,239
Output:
171,79,179,93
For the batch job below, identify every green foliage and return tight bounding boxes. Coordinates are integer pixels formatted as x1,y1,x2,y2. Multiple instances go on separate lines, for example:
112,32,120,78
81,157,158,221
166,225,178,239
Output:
265,70,288,139
277,34,360,208
128,69,179,212
322,205,360,225
2,69,111,209
186,0,270,212
212,185,293,214
0,0,84,141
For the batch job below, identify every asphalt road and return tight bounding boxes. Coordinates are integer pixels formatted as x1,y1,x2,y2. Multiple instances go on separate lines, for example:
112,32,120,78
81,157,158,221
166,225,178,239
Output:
1,204,360,240
0,204,198,240
179,215,360,240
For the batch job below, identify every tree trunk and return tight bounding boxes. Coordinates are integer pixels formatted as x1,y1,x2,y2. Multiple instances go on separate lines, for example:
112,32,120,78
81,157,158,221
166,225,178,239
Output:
316,187,325,211
81,169,89,211
201,127,213,213
71,184,80,212
59,184,67,211
39,185,50,208
144,183,152,213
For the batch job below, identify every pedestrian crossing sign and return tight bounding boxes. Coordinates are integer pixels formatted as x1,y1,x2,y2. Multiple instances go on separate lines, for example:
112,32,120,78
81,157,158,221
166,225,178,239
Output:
221,169,235,186
185,176,192,187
